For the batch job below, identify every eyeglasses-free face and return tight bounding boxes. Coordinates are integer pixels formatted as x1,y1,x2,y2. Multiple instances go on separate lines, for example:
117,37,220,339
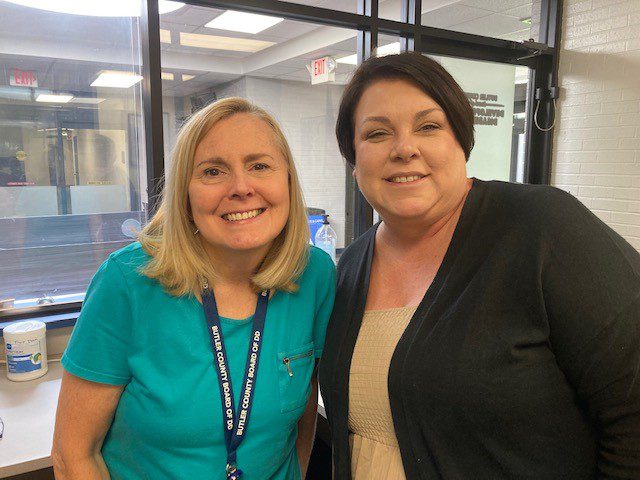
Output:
189,113,291,260
352,78,469,227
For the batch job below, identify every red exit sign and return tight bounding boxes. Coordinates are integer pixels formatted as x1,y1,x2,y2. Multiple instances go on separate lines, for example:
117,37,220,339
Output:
10,69,38,87
310,56,335,85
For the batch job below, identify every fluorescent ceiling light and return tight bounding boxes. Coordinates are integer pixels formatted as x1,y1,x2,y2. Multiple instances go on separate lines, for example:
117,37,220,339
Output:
182,74,195,81
160,29,171,44
36,93,74,103
180,32,275,52
68,97,106,104
91,71,143,88
3,0,185,16
377,42,401,56
161,72,174,81
521,17,532,25
336,54,357,65
205,10,284,34
337,42,401,65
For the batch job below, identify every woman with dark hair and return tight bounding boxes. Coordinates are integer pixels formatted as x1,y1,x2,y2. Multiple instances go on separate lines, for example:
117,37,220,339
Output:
319,52,640,479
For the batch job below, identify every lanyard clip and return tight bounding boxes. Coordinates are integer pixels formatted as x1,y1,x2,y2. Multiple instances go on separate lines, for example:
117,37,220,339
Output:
226,463,243,480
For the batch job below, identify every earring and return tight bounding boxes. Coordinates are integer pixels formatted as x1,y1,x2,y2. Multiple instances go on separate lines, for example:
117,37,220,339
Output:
193,229,199,235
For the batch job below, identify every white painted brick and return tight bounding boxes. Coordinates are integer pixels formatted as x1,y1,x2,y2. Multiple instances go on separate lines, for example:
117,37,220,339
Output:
594,174,633,186
597,125,637,138
592,210,613,222
592,0,629,9
612,211,640,224
581,162,621,173
566,23,593,37
607,25,640,42
565,127,600,139
555,139,585,151
579,185,617,197
622,87,640,101
608,1,640,16
588,40,628,53
595,150,635,162
554,162,582,173
571,32,609,47
619,138,640,148
592,15,629,32
601,100,640,113
560,104,603,117
567,0,594,14
586,90,622,103
619,113,640,124
582,138,619,149
574,9,609,25
613,163,640,175
591,198,631,210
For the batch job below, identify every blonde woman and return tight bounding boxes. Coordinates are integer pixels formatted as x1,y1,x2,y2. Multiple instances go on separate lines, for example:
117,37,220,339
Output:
52,97,335,480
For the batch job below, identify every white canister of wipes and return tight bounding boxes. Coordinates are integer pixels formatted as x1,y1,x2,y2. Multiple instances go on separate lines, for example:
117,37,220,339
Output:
3,320,48,381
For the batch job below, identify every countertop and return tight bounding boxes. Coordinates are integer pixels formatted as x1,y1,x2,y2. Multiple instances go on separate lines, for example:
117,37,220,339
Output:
0,362,62,478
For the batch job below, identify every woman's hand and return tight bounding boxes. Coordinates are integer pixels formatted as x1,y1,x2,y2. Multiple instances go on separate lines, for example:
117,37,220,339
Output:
296,370,319,478
52,371,124,479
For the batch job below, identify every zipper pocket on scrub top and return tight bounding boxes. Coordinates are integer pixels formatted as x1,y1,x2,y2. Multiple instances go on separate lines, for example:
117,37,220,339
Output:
282,350,313,377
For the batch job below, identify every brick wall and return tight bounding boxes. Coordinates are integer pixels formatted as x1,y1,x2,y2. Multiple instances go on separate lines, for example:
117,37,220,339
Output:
553,0,640,249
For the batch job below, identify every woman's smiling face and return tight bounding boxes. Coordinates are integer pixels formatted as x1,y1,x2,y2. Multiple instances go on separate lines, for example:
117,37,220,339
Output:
188,113,290,258
352,78,468,224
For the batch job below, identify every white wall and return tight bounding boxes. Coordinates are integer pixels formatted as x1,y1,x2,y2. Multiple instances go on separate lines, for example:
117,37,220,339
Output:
553,0,640,249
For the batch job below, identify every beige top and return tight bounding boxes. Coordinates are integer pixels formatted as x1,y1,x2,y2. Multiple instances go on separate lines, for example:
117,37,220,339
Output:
348,306,417,480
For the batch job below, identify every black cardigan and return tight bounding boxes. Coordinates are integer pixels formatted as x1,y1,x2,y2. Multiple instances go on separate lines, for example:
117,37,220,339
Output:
319,179,640,479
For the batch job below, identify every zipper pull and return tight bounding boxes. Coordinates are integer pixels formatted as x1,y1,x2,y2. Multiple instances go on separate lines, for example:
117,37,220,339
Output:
283,357,293,377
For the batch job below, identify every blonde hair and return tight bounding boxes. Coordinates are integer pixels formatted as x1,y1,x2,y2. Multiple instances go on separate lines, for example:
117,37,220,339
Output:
139,97,309,296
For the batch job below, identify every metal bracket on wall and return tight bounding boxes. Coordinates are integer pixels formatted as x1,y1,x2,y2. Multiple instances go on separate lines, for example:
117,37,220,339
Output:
516,39,552,61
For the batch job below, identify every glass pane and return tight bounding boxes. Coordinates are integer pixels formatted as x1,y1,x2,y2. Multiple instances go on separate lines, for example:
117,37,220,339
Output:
427,55,531,182
161,6,358,250
423,1,541,43
379,0,404,22
277,0,358,15
0,1,147,310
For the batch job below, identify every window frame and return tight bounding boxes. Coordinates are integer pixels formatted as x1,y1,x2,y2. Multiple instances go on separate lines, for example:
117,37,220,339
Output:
0,0,562,324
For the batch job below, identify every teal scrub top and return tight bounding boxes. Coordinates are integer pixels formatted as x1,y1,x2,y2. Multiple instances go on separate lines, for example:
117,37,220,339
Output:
62,242,336,480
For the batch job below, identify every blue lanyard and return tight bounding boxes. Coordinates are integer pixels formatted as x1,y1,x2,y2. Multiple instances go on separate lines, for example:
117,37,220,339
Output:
202,285,269,480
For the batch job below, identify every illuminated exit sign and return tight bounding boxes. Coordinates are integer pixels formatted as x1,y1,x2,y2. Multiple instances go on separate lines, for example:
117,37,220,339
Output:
308,56,336,85
10,69,38,87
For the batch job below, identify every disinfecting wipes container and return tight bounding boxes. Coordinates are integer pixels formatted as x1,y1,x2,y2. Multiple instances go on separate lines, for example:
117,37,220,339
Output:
3,320,48,381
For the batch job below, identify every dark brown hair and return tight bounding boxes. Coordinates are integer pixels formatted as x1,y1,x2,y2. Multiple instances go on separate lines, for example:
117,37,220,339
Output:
335,52,475,167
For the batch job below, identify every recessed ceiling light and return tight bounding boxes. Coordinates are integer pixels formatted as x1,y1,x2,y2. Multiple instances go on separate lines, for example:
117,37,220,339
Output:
36,93,74,103
68,97,106,104
179,32,275,52
336,42,400,65
160,29,171,44
91,70,143,88
336,54,357,65
161,72,174,81
3,1,185,17
182,74,195,81
377,42,401,56
205,10,284,34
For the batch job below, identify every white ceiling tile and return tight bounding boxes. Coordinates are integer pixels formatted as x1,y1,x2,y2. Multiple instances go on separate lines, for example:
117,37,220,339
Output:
460,0,532,13
422,4,493,28
451,13,530,37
